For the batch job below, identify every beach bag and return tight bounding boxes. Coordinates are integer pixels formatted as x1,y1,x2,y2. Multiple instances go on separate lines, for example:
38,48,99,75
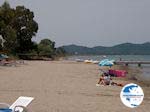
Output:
115,70,127,77
109,69,127,77
108,69,116,76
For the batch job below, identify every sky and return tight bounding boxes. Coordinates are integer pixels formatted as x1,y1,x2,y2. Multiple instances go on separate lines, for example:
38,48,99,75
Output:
0,0,150,47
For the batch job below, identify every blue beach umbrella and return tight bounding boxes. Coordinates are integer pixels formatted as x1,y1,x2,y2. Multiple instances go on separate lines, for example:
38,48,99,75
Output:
0,54,9,59
99,59,115,67
0,54,4,59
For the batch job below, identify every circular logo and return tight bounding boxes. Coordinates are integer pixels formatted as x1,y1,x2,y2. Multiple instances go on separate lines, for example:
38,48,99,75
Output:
120,83,144,108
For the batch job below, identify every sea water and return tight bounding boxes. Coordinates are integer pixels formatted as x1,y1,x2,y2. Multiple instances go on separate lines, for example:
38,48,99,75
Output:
67,55,150,61
66,55,150,83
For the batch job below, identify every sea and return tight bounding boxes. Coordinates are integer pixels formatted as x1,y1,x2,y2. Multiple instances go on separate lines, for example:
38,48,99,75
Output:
66,55,150,84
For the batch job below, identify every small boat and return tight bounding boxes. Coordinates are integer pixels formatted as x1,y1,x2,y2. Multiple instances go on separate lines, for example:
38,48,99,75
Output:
84,59,93,63
103,55,107,58
92,60,99,64
76,59,84,62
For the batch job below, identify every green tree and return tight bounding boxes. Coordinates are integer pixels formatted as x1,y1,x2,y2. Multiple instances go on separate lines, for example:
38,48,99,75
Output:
0,1,16,52
13,6,38,53
0,1,38,54
38,39,56,57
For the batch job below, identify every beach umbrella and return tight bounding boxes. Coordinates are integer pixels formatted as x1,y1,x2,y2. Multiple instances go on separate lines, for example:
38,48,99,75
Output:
0,54,4,59
99,59,115,67
0,54,9,59
3,54,9,58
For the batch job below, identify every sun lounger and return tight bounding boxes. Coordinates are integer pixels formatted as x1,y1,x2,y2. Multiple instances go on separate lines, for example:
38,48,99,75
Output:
10,96,34,112
0,96,34,112
0,60,17,67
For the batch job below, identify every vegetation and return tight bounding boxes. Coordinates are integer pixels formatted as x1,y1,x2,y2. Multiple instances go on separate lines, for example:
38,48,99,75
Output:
62,42,150,55
38,39,55,56
0,1,66,59
0,1,38,54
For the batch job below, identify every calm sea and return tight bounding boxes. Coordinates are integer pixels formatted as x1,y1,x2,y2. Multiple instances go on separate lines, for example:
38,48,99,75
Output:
66,55,150,83
67,55,150,61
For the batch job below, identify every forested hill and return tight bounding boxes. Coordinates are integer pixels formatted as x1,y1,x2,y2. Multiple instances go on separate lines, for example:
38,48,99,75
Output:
61,42,150,55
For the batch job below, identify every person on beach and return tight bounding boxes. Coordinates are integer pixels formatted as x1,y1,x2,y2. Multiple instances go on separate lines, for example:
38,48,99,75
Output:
97,73,112,86
97,74,105,85
97,73,123,87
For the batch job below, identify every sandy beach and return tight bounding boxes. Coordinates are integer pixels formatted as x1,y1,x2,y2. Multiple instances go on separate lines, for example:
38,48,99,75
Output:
0,61,150,112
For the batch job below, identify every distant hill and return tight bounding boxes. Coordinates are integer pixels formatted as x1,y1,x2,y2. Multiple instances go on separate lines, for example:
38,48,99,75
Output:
61,42,150,55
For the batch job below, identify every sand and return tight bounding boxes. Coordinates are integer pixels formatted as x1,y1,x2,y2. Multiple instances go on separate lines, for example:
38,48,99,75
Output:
0,61,150,112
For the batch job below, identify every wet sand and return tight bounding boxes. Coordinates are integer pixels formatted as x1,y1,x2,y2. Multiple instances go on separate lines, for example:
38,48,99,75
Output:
0,61,150,112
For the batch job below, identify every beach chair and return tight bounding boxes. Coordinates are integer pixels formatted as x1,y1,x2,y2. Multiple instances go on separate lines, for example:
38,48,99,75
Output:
0,60,17,67
0,96,34,112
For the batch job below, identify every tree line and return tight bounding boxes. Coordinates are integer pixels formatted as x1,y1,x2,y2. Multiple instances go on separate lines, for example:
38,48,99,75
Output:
0,2,65,59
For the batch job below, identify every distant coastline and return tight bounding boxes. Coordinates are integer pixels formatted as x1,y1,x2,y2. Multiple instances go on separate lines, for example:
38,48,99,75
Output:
62,42,150,55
